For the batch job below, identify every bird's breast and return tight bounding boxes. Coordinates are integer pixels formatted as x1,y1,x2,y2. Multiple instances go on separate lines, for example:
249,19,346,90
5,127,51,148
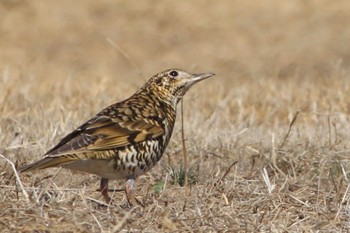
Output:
109,136,169,178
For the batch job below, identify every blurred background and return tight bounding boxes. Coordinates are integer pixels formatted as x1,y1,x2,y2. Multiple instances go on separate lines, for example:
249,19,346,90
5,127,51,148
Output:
2,0,350,144
1,1,350,231
2,0,350,82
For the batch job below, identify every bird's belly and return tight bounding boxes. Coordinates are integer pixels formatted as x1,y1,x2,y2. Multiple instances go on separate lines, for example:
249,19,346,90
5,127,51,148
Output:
62,159,128,179
62,140,164,180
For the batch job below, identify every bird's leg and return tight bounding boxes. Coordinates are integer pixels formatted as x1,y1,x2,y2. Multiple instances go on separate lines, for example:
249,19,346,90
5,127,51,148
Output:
99,178,111,203
125,178,137,206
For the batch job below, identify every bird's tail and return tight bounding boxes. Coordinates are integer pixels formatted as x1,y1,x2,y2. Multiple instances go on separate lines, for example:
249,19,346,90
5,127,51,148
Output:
18,156,75,173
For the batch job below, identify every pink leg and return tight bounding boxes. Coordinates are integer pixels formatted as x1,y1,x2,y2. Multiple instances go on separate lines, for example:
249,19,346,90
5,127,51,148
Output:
98,178,111,203
125,178,137,206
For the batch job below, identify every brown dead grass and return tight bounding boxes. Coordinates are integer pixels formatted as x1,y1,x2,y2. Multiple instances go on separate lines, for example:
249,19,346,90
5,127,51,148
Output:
1,0,350,232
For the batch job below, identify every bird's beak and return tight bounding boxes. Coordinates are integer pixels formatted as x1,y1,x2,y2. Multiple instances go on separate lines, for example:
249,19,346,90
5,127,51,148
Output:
192,72,215,83
183,72,215,89
178,72,215,99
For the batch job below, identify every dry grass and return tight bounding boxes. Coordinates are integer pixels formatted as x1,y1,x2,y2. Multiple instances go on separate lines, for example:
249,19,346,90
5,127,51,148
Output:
1,0,350,232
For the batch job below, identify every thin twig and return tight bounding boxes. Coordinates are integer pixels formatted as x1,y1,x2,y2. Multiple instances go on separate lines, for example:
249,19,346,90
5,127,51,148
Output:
280,110,300,149
334,184,350,221
0,153,30,203
332,120,338,145
272,133,286,177
112,206,139,232
213,161,238,188
90,208,104,232
107,38,144,80
262,167,274,194
85,197,109,206
181,100,188,188
271,133,276,167
327,113,332,147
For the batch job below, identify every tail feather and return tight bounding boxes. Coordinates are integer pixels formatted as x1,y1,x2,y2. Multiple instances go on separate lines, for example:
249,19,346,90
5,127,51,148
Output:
18,156,76,173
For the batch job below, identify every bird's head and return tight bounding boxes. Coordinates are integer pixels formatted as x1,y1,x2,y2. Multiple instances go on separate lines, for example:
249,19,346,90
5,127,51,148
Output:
144,68,215,105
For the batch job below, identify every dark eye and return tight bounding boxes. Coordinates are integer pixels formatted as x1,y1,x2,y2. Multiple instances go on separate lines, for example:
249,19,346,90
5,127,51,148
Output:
169,70,178,77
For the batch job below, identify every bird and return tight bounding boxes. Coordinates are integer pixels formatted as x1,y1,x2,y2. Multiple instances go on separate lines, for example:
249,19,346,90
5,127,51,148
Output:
19,68,214,205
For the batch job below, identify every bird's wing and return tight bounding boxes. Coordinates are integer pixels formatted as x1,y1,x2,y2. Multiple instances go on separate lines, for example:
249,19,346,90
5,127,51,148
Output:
44,114,164,157
19,115,164,172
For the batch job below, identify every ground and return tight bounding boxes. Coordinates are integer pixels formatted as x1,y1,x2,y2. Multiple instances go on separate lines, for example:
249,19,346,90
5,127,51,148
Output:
1,1,350,232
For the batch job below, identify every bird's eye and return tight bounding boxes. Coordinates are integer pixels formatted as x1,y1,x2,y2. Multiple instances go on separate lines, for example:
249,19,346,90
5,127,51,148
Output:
169,70,178,77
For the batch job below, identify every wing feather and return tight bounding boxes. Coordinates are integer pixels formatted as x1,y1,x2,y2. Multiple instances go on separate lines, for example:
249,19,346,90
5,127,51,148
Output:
19,103,167,173
46,115,164,156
